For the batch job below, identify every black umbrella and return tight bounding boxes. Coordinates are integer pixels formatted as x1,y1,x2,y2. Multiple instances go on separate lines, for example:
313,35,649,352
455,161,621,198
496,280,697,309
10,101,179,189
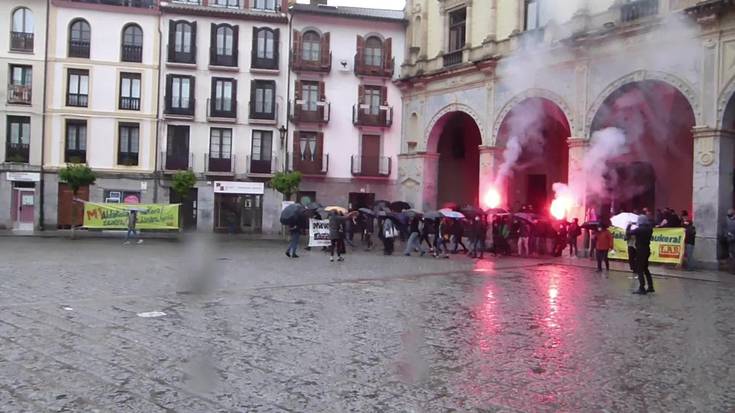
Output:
461,205,483,218
485,207,508,215
390,201,411,212
424,211,442,220
306,202,323,210
373,200,390,209
358,207,375,216
280,203,305,225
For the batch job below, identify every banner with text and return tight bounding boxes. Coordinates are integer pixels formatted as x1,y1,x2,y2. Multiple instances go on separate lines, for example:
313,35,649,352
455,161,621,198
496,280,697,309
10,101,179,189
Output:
83,203,180,230
309,219,331,247
608,227,685,264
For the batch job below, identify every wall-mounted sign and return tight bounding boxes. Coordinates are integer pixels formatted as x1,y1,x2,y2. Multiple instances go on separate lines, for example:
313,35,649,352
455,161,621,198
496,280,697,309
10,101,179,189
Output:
7,172,40,182
214,181,264,195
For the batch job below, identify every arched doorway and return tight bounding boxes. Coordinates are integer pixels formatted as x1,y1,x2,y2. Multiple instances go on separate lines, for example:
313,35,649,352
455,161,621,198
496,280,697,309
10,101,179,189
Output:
589,80,695,214
430,111,482,207
494,98,571,212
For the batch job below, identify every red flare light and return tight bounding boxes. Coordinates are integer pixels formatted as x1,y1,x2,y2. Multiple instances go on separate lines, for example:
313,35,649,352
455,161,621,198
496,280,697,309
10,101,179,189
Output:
550,195,573,220
483,187,502,209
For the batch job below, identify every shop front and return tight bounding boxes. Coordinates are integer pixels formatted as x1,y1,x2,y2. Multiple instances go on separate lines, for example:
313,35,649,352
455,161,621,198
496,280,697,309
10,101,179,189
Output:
213,181,265,233
6,172,40,231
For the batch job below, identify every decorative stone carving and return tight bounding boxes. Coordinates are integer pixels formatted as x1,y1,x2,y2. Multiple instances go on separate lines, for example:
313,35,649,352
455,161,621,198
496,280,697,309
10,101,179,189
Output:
491,88,577,145
585,70,702,138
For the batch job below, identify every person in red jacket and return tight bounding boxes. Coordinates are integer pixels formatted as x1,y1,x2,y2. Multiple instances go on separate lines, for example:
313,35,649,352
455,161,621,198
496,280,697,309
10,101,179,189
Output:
595,225,614,272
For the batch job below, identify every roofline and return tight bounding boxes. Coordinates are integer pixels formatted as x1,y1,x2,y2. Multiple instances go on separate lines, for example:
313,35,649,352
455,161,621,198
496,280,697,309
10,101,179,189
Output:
289,5,407,25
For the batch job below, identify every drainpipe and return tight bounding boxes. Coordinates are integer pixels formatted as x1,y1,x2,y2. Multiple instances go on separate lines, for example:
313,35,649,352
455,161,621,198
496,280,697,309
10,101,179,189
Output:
153,7,163,202
284,10,293,172
38,0,51,231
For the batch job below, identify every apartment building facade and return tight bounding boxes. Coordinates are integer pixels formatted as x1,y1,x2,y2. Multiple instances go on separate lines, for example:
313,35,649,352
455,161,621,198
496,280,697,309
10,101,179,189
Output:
289,2,405,210
43,0,160,228
397,0,735,266
0,0,48,230
158,0,289,233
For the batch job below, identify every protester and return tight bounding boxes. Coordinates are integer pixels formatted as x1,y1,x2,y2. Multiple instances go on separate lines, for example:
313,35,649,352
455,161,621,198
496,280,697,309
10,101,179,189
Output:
517,221,530,256
329,212,352,262
285,221,301,258
627,215,654,294
362,213,375,250
567,218,581,257
435,218,451,258
420,217,435,254
404,215,426,256
595,226,613,272
554,222,567,257
451,219,468,254
683,216,696,270
725,209,735,272
382,216,398,256
475,215,487,259
123,210,143,245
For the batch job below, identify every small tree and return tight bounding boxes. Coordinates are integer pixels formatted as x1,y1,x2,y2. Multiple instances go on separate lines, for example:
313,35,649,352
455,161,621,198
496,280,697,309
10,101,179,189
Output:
59,164,96,237
172,170,196,200
270,171,302,201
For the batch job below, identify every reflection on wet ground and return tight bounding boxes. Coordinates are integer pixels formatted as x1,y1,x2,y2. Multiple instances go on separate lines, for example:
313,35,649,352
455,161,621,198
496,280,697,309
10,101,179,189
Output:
0,238,733,412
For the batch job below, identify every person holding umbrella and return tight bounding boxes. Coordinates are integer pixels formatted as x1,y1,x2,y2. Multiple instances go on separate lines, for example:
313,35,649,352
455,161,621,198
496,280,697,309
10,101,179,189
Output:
328,210,355,262
381,213,399,255
404,214,426,256
627,215,654,294
285,220,301,258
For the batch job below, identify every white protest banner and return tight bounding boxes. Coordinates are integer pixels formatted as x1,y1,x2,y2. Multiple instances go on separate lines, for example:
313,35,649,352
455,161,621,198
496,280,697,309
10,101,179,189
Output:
309,218,331,247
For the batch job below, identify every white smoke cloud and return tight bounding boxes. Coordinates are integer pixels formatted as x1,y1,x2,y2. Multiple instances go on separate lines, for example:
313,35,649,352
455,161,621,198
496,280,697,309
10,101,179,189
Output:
582,127,629,198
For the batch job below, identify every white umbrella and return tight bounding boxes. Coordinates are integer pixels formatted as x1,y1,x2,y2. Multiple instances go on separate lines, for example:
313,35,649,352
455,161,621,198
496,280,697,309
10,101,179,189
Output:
439,208,465,219
611,212,639,229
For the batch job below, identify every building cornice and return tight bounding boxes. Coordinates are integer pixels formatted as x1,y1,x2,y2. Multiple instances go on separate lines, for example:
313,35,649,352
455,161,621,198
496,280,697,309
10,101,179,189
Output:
160,2,288,23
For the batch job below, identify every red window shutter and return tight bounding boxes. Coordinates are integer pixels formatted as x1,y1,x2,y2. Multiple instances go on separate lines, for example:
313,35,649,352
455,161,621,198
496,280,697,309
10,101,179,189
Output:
292,30,302,67
383,37,392,72
316,132,324,158
243,0,249,8
380,86,388,105
294,80,302,100
356,35,365,69
358,84,365,104
320,32,330,67
318,80,326,101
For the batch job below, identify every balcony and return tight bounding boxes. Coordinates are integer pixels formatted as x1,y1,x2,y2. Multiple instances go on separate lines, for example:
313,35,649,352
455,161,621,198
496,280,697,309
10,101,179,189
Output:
354,55,395,78
210,52,237,68
120,96,141,111
291,52,332,74
205,154,234,175
117,152,139,166
69,40,90,58
65,0,157,8
290,153,328,176
352,104,393,128
161,151,192,171
66,94,88,107
121,44,143,63
247,155,277,175
10,32,34,52
165,97,196,117
168,49,196,65
442,50,463,67
8,84,32,105
351,156,391,177
65,149,87,164
248,102,279,124
290,100,330,124
621,0,659,23
207,98,237,120
5,143,30,163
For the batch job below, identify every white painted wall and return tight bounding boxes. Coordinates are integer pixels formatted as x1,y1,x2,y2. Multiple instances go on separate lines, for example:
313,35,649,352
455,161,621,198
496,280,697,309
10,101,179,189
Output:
291,13,405,180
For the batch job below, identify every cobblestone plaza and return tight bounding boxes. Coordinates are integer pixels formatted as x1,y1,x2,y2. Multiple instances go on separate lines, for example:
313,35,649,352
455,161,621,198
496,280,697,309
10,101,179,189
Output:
0,237,733,412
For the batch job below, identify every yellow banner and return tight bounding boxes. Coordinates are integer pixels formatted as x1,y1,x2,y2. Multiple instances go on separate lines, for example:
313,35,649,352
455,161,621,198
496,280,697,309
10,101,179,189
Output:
83,203,180,230
608,227,685,264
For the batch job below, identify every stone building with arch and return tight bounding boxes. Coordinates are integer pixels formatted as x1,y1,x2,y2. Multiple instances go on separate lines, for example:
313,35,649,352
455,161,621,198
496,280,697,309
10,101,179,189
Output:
397,0,735,266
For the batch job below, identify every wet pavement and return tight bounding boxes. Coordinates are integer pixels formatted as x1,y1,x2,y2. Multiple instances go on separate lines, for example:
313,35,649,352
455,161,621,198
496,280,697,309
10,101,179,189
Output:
0,237,734,412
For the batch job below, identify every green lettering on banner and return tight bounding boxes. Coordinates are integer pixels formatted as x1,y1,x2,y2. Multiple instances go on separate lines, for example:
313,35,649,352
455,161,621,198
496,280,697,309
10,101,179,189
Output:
83,203,180,230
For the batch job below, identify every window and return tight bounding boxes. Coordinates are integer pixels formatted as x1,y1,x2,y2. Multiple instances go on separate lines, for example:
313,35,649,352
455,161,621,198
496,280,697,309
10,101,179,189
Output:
166,75,195,115
363,86,382,116
298,131,317,162
69,19,91,58
212,0,239,7
302,31,321,62
250,80,275,119
121,24,143,62
252,27,278,69
448,8,466,52
66,69,89,107
166,125,190,170
11,7,34,51
6,116,30,163
169,20,196,63
253,0,277,10
211,24,237,67
364,36,383,67
302,81,318,112
210,128,232,159
65,120,87,163
8,65,32,104
118,123,139,166
211,78,236,117
119,73,141,111
524,0,553,30
251,130,272,161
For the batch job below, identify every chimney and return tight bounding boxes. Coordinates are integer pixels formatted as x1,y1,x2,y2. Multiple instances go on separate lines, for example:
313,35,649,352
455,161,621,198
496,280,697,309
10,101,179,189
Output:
310,0,328,5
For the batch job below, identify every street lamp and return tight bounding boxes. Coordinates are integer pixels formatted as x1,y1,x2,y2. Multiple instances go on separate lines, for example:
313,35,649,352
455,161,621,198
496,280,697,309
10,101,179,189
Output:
278,125,287,148
278,125,288,171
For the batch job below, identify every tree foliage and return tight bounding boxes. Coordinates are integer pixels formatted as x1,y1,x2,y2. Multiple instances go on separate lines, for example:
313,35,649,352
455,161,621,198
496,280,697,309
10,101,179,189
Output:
172,170,197,199
59,164,96,195
270,171,302,200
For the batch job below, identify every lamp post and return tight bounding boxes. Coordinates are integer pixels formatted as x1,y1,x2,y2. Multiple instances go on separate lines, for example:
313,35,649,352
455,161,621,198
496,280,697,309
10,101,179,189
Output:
278,125,288,171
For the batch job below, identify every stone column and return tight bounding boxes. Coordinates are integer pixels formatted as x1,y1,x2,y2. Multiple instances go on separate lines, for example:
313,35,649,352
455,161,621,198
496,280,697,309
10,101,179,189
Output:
478,145,498,207
691,127,735,268
567,137,589,221
398,152,440,212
